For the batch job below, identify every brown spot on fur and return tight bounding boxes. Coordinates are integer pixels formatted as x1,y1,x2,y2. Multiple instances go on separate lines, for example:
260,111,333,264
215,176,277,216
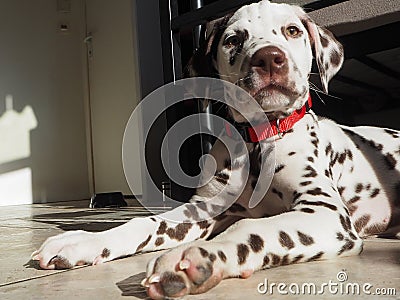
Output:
275,164,285,173
340,214,351,232
338,239,355,255
385,153,397,170
303,165,317,177
370,188,380,198
384,129,399,138
300,181,312,186
330,49,341,66
306,188,332,198
166,223,193,241
248,234,264,253
300,207,315,214
354,214,371,233
325,143,332,155
338,186,345,196
157,221,167,235
345,217,352,231
136,235,152,252
49,256,73,269
155,237,164,246
101,248,110,258
336,232,344,240
297,200,337,211
279,231,295,249
292,254,304,264
348,204,358,216
349,232,358,240
199,247,209,258
197,220,210,229
218,250,227,262
237,244,250,265
338,152,346,164
209,253,217,262
320,34,329,48
281,255,290,265
355,183,363,193
368,139,383,151
262,255,270,268
150,217,156,222
200,229,208,239
307,251,324,262
293,191,302,201
297,231,314,246
288,151,296,156
271,254,281,266
346,149,353,160
348,196,361,204
363,223,387,235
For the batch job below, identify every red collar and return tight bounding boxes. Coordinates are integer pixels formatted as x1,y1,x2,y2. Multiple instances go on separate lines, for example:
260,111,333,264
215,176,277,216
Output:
224,94,312,142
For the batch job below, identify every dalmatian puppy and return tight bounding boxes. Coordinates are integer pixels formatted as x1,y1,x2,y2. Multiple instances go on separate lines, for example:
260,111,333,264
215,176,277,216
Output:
33,1,400,299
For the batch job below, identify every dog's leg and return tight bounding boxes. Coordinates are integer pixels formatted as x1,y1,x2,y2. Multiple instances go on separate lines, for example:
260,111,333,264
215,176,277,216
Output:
32,196,234,269
143,198,363,299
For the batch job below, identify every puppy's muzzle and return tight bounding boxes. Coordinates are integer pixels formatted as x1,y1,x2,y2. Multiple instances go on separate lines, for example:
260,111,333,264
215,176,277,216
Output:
250,46,287,77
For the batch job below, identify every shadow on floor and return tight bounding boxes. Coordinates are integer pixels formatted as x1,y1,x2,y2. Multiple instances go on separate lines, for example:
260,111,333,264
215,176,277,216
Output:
116,272,149,299
30,210,143,232
36,220,125,232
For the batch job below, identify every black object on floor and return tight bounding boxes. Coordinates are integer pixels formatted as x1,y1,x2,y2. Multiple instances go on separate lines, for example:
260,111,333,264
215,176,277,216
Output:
89,192,128,208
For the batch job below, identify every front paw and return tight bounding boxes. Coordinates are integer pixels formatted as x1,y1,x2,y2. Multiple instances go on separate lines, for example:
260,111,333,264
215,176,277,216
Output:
142,245,224,299
32,230,111,269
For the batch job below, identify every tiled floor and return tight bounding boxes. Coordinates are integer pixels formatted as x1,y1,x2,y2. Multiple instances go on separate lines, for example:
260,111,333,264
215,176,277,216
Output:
0,201,399,299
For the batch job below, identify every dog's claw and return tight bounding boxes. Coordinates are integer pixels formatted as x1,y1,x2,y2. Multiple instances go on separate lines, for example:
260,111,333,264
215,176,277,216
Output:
179,259,190,270
148,274,160,284
31,251,40,260
141,277,150,287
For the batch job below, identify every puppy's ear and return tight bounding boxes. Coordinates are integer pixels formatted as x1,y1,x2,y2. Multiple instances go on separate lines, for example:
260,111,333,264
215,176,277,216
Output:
185,14,232,78
295,8,344,93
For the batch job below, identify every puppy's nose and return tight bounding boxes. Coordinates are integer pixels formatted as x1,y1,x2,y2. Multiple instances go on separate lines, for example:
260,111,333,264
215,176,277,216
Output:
250,46,286,73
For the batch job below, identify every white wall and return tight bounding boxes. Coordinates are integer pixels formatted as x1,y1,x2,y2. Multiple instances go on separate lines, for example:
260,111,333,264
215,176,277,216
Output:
0,0,147,205
0,0,90,204
86,0,142,196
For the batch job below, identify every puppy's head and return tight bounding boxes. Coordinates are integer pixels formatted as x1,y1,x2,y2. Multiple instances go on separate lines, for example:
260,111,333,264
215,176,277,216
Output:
187,0,343,122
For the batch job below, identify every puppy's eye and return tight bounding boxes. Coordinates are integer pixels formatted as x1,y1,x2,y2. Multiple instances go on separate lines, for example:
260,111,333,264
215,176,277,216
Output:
224,35,241,47
285,25,301,38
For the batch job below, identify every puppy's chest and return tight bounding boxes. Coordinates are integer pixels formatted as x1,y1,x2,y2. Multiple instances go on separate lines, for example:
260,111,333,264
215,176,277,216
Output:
240,120,338,209
232,126,323,216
